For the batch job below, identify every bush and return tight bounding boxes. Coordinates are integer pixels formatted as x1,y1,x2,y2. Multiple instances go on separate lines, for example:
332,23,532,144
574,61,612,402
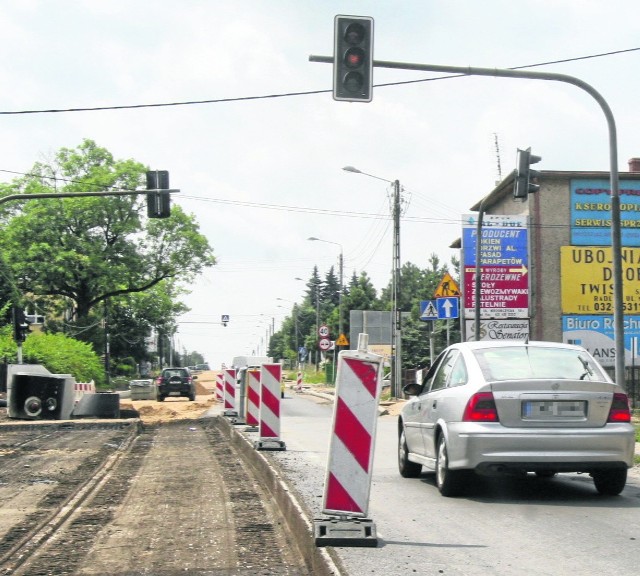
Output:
0,329,104,385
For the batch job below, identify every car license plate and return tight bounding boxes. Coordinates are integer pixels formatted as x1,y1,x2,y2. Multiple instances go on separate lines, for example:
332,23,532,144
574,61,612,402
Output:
169,391,181,396
522,400,586,419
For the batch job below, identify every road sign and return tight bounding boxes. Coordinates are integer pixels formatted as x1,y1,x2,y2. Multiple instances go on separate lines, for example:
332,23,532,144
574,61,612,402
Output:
436,297,459,319
319,337,332,350
336,333,349,346
419,300,438,321
318,324,330,338
434,273,460,297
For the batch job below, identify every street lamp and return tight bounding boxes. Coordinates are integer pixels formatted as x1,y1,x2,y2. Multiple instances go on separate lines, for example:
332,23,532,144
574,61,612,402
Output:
343,166,403,398
277,298,299,366
307,237,344,350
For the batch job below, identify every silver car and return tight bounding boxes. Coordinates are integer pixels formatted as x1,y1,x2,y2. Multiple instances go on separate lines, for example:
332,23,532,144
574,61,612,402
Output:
398,340,635,497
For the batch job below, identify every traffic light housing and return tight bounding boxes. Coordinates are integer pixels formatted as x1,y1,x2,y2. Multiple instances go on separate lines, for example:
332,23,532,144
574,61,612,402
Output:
333,15,374,102
12,306,31,343
146,170,171,218
513,148,541,199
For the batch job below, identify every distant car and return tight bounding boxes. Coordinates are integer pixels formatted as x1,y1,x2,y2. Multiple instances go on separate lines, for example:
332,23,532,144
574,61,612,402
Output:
156,368,197,402
196,363,210,371
398,340,635,497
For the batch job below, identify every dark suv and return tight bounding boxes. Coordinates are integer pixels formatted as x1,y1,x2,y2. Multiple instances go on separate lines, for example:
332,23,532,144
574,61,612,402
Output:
155,368,196,402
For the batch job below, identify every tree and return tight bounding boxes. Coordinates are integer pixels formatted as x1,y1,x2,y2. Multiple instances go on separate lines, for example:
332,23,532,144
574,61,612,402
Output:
0,140,216,352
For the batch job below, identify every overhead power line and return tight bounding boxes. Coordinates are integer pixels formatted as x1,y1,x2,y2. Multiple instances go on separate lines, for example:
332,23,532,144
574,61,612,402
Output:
0,47,636,115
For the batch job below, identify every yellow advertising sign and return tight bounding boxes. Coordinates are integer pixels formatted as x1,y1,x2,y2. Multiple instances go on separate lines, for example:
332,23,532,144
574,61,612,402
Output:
560,246,640,314
434,272,460,298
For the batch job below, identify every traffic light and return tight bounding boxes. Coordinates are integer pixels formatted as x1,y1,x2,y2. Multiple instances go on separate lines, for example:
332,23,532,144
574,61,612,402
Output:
333,15,374,102
146,170,171,218
513,148,541,199
12,306,31,343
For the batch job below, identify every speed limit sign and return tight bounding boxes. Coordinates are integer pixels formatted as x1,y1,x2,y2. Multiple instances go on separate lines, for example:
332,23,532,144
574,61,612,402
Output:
318,324,330,338
318,337,331,350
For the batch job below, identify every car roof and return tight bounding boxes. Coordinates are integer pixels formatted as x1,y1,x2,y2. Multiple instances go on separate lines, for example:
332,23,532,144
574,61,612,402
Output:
449,340,588,352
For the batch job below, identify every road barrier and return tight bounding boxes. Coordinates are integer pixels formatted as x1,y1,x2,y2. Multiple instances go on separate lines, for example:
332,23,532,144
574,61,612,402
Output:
314,333,382,547
74,381,96,403
215,372,224,403
245,368,260,431
223,369,237,417
255,363,285,450
296,371,303,392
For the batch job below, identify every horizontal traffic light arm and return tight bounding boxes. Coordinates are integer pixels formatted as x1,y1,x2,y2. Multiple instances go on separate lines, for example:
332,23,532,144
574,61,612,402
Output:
0,189,180,206
309,50,628,390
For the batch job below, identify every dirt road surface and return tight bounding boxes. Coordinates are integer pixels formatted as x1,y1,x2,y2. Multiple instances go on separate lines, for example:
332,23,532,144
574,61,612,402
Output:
0,373,318,576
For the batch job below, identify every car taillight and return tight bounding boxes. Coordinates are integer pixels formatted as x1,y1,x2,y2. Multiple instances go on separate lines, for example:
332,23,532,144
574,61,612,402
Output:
187,377,192,383
607,392,631,423
155,377,162,385
463,392,499,422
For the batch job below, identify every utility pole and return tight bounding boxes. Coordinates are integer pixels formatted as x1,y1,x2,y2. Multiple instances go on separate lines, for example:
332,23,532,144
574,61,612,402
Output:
392,179,402,398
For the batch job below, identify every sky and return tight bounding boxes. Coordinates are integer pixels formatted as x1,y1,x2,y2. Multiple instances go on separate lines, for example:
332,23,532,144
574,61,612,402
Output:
2,1,640,369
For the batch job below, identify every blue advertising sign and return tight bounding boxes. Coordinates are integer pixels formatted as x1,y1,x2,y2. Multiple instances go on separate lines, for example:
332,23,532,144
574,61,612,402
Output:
562,314,640,367
570,179,640,246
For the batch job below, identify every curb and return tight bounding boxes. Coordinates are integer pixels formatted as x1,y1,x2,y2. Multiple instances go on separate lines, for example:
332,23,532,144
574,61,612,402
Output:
213,415,345,576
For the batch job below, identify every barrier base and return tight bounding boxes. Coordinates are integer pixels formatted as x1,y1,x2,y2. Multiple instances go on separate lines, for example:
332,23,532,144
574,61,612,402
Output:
313,516,378,548
244,425,259,432
254,438,286,451
230,417,246,425
223,409,238,418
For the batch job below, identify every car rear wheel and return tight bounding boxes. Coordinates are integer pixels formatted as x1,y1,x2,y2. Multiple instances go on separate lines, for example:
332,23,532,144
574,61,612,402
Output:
398,428,422,478
157,395,165,402
436,434,467,497
592,468,627,496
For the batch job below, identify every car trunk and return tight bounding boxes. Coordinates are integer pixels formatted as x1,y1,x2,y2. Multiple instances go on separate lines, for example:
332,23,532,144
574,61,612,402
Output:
490,379,618,428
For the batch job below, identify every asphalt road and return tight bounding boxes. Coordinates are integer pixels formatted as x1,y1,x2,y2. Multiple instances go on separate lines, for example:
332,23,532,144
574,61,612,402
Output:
255,390,640,576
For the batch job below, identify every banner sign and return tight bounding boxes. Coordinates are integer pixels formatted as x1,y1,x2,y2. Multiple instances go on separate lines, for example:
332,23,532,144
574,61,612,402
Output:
562,315,640,367
560,246,640,314
570,179,640,246
462,214,529,319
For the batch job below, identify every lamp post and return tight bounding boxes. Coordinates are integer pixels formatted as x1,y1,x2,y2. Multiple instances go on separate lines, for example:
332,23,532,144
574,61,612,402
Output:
296,275,322,371
307,237,344,350
343,166,402,398
277,298,299,367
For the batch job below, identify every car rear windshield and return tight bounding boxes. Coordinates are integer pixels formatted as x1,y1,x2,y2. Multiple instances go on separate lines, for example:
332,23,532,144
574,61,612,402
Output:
163,369,188,378
472,346,608,382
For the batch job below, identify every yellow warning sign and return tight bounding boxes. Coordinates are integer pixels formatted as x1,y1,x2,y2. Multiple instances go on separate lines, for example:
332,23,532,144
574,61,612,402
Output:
335,333,349,346
434,273,460,298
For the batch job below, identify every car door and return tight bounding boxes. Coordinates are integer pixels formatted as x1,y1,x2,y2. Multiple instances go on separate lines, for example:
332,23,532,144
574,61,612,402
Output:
421,349,464,461
402,352,446,457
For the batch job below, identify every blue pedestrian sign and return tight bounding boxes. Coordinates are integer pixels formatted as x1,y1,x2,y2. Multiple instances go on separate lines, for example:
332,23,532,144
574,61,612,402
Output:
420,300,438,321
437,297,459,319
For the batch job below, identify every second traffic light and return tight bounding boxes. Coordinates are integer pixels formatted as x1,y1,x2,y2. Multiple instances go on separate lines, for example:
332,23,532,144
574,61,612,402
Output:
333,15,374,102
146,170,171,218
12,306,31,343
513,148,541,199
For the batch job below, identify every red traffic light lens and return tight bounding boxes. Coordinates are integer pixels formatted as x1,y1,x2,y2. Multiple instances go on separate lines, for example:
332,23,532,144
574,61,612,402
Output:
344,22,365,45
344,47,364,69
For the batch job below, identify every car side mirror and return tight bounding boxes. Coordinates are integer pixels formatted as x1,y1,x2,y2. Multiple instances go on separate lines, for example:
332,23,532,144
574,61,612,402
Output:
402,382,423,397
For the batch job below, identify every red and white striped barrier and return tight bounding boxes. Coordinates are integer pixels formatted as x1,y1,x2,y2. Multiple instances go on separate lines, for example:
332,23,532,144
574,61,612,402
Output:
322,336,383,516
223,368,237,417
74,381,96,403
255,363,286,450
245,368,261,429
215,372,224,403
315,334,381,547
296,371,303,392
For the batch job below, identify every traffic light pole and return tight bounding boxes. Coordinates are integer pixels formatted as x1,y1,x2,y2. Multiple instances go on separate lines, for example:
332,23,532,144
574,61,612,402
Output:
311,54,625,390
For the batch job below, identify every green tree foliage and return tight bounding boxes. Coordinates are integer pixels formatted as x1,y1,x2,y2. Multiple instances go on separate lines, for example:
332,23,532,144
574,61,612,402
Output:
270,253,460,372
0,327,103,384
0,140,216,367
